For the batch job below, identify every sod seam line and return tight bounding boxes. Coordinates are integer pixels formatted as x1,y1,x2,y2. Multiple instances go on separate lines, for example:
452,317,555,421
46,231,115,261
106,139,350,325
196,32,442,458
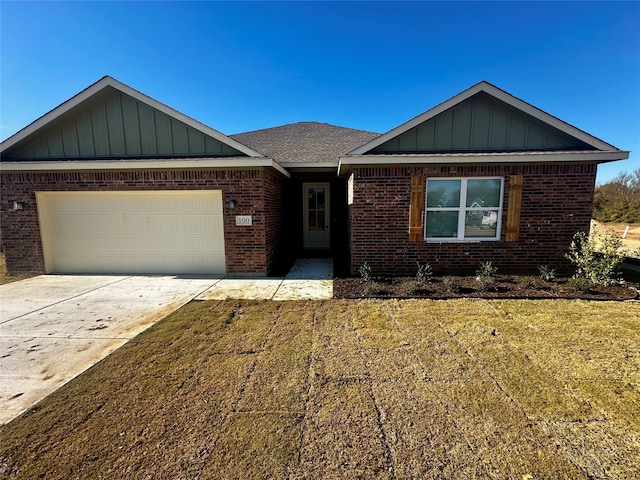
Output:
457,300,613,477
350,305,397,480
437,300,528,414
229,303,281,414
480,299,605,421
482,300,640,477
384,302,430,383
295,309,317,473
383,301,489,472
193,301,281,480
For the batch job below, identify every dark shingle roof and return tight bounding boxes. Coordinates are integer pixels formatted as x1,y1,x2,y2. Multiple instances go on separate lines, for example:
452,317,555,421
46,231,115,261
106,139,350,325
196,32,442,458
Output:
230,122,380,165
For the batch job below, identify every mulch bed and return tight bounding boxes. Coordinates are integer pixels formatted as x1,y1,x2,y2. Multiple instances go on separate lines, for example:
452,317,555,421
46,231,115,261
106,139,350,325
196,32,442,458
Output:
334,275,639,300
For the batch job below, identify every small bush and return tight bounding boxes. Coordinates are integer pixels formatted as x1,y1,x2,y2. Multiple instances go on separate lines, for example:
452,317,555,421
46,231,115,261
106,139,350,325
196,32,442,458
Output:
475,261,498,291
521,276,543,290
538,265,556,282
401,280,421,296
565,230,623,286
416,262,433,283
567,277,592,293
442,276,460,293
364,281,383,295
358,262,373,283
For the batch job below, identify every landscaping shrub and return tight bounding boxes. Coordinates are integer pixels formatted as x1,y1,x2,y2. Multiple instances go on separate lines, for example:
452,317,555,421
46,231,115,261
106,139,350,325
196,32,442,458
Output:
475,261,498,291
567,277,592,293
442,276,460,293
358,262,373,283
364,281,383,295
521,276,543,290
538,265,556,282
401,280,421,296
416,262,433,283
566,230,624,286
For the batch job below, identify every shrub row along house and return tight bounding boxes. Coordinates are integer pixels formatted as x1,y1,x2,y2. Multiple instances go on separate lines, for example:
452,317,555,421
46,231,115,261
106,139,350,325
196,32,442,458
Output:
0,77,629,277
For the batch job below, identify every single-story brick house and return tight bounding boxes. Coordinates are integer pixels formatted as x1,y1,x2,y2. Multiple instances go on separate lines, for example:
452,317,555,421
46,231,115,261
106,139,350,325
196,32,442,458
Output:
0,77,629,276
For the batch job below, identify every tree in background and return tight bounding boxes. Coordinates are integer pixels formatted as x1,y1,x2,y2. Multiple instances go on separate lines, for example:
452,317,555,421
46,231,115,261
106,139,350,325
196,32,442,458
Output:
593,168,640,223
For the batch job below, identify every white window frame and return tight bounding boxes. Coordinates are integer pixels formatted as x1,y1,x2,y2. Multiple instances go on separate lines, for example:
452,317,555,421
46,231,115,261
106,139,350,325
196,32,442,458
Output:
424,177,504,242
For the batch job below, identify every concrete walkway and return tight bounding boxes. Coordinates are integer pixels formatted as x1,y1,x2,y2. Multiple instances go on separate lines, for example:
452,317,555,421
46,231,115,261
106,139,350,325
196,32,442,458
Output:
197,257,333,300
0,258,333,424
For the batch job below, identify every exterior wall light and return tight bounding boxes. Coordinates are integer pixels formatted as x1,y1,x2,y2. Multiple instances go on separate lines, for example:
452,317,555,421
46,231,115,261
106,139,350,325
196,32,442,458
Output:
12,201,25,211
227,200,237,210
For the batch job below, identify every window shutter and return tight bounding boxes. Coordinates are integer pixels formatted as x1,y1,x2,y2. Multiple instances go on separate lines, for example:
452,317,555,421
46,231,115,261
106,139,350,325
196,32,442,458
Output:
409,177,426,242
506,175,523,242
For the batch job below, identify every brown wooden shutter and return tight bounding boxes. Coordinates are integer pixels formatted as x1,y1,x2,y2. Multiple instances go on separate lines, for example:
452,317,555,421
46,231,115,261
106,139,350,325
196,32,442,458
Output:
409,176,426,242
506,175,523,242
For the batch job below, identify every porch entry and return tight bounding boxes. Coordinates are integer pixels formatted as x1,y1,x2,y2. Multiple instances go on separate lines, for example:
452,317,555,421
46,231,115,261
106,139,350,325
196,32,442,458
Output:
303,182,330,249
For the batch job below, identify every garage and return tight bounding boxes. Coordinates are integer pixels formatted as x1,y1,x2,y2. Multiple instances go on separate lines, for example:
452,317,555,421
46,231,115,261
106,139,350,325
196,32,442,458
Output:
36,191,226,275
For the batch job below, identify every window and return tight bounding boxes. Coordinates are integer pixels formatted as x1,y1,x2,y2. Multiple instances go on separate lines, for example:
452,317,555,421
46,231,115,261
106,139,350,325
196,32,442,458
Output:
425,178,503,241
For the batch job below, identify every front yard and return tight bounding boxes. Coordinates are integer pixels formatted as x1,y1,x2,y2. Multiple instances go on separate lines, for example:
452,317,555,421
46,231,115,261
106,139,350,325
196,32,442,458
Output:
1,299,639,479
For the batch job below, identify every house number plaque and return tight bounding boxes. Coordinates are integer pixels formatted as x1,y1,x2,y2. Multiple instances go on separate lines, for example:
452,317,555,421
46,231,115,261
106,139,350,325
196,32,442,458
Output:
235,215,252,226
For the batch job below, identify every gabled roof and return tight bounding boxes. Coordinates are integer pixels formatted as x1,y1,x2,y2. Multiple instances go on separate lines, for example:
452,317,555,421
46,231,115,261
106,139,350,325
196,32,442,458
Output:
1,76,264,159
231,122,379,167
348,81,621,155
1,78,628,178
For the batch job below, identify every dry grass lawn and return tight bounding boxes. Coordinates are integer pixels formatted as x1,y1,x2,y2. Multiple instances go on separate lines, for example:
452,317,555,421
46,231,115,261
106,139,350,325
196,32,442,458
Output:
1,299,639,479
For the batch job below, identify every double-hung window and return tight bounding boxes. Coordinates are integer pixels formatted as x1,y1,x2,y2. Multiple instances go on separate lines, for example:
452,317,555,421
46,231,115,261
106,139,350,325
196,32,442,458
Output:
425,178,504,241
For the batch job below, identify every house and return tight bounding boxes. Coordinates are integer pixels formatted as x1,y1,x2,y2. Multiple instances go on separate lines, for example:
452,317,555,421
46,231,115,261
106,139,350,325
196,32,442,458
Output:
0,77,629,277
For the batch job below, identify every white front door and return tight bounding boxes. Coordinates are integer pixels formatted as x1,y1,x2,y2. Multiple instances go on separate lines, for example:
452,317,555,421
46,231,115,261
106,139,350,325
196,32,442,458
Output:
303,183,330,249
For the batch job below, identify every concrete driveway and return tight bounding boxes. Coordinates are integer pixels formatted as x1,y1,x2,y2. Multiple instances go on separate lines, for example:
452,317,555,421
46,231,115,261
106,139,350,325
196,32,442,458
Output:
0,259,333,424
0,275,221,424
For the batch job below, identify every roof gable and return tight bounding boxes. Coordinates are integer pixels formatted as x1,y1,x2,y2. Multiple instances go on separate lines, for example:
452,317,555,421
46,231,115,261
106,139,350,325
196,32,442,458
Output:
1,76,263,160
349,81,619,155
369,91,595,154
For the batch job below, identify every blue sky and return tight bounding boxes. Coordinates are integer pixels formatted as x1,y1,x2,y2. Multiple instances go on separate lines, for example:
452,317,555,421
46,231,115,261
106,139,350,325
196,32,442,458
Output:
1,1,638,183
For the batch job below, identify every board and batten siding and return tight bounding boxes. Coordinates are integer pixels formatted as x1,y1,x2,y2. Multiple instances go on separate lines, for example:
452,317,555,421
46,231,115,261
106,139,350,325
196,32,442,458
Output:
8,88,244,159
371,92,594,153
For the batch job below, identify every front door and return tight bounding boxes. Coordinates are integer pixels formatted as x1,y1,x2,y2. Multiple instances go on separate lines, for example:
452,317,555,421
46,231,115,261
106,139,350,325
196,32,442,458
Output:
303,183,330,249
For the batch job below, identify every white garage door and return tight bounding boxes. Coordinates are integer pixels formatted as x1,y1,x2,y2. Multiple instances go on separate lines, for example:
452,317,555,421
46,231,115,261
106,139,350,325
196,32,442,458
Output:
36,191,226,274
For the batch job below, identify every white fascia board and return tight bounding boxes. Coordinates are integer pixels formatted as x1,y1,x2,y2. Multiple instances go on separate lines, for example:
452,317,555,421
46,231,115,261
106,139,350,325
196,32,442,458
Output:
348,81,619,155
338,150,630,176
279,162,338,169
1,76,265,158
0,157,291,178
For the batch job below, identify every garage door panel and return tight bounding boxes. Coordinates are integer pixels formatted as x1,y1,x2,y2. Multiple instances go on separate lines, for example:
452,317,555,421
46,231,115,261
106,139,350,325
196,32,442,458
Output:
52,253,220,275
52,234,223,255
37,191,226,274
49,214,223,236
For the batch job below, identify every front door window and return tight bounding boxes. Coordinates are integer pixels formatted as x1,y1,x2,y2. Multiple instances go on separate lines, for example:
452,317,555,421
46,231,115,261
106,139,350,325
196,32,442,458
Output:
303,183,330,249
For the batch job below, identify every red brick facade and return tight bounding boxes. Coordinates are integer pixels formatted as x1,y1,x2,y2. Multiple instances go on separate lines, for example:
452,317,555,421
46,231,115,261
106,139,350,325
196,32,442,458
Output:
0,168,286,275
348,163,598,276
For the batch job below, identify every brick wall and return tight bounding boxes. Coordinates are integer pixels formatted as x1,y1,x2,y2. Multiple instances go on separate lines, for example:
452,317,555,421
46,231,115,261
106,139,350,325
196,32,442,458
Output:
349,163,598,276
262,169,286,275
0,169,286,275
